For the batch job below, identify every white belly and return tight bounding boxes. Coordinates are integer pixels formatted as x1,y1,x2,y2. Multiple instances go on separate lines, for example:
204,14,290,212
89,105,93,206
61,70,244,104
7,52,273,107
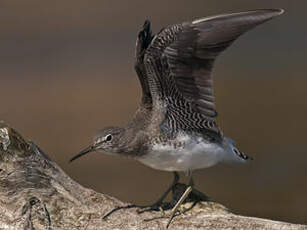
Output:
138,134,225,172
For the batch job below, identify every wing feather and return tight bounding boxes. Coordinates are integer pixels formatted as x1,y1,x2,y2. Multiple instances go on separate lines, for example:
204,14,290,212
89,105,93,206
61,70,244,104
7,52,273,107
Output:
134,20,154,106
143,9,283,131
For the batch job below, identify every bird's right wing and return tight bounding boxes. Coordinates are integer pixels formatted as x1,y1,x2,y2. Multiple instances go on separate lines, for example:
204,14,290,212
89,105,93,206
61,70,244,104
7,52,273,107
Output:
142,9,283,133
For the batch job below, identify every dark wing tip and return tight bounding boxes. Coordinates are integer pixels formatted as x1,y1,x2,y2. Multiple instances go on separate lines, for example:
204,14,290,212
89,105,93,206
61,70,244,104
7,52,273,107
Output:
138,19,154,51
143,19,151,31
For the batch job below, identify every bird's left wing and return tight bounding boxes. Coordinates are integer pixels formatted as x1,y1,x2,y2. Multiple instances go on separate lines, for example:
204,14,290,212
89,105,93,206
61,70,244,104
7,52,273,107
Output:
134,20,154,106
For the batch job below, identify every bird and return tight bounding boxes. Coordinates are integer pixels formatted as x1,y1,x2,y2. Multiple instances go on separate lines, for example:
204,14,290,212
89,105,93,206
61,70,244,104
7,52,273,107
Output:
70,9,283,227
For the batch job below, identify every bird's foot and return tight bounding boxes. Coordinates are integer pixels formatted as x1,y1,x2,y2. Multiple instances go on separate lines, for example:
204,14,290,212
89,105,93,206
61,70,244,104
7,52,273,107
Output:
103,204,138,220
143,200,197,222
103,183,211,228
143,183,212,228
136,199,175,214
136,203,163,214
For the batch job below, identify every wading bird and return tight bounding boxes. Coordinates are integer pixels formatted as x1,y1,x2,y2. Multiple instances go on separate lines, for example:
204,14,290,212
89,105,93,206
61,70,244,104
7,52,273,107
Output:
70,9,283,227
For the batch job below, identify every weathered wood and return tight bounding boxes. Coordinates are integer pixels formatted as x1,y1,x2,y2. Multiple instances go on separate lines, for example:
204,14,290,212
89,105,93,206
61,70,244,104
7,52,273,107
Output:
0,121,305,230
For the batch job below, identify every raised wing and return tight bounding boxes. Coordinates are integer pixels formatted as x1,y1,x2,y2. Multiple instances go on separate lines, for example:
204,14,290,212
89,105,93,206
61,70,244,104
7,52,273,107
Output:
134,20,154,106
143,9,283,128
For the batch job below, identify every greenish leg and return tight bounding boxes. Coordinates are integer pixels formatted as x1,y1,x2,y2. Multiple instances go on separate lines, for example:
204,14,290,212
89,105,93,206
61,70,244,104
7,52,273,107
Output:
137,172,180,213
166,170,194,228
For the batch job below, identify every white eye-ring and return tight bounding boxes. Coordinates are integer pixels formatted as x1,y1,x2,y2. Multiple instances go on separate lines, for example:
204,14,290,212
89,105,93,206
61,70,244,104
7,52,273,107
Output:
105,134,113,142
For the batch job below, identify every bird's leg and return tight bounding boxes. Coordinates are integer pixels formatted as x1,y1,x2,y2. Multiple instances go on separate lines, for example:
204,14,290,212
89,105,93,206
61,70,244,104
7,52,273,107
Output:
137,172,180,213
153,172,180,207
166,170,194,228
143,171,211,227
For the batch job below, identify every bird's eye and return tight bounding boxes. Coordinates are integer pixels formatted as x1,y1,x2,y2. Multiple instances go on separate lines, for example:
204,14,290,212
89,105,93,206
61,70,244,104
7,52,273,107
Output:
105,134,112,142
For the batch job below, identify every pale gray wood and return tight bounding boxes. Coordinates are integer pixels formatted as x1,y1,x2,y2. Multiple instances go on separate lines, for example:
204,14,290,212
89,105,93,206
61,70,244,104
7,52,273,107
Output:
0,121,305,230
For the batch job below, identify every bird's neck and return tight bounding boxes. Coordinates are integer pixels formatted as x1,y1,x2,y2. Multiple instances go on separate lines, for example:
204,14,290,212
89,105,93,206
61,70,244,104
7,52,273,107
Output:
115,106,153,157
113,124,148,157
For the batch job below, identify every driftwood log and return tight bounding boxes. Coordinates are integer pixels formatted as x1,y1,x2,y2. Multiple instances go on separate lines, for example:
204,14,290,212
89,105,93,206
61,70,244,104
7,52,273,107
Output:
0,121,306,230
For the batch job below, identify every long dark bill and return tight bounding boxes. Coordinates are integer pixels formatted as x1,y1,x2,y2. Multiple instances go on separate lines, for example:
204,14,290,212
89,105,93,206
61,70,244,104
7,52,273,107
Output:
69,145,95,163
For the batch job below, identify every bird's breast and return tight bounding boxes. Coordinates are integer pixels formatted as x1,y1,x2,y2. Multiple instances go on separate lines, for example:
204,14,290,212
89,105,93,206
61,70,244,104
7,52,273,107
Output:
138,133,225,172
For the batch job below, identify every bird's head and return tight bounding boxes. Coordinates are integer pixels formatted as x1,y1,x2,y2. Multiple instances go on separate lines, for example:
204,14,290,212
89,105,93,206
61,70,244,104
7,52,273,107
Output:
70,126,125,162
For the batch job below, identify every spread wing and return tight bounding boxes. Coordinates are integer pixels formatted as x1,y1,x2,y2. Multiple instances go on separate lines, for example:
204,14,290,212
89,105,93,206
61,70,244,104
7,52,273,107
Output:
134,20,154,106
143,9,283,134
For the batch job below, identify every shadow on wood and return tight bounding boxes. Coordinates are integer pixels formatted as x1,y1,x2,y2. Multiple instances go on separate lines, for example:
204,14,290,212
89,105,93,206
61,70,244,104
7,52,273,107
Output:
0,121,305,229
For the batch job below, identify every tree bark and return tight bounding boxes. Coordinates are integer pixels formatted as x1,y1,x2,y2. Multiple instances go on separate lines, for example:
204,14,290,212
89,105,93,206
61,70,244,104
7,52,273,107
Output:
0,121,305,230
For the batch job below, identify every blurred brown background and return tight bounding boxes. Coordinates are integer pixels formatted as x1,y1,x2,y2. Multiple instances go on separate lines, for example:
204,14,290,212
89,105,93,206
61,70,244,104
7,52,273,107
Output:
0,0,306,224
